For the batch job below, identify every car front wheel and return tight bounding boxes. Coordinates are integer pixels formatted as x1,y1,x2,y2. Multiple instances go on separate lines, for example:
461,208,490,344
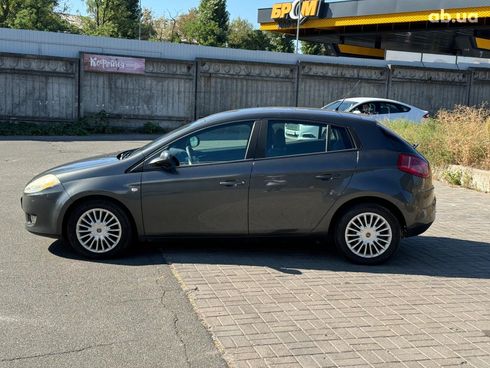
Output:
66,200,133,259
335,204,400,265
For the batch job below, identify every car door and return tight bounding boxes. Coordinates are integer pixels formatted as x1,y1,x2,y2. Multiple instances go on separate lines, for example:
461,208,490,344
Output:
141,121,257,236
249,119,358,234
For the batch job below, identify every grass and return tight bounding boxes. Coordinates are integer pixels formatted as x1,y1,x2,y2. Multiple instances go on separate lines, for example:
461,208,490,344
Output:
0,112,168,136
385,105,490,171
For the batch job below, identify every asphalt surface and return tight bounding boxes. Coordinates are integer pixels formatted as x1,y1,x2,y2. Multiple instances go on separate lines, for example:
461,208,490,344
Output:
0,137,227,368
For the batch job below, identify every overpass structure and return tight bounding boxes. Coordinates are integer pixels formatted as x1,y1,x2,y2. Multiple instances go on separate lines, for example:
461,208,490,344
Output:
258,0,490,59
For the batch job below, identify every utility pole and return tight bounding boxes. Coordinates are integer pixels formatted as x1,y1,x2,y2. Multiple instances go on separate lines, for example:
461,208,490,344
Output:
138,0,142,40
295,0,303,54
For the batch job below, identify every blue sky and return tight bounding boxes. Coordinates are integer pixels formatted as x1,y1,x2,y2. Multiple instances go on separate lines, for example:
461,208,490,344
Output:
66,1,346,27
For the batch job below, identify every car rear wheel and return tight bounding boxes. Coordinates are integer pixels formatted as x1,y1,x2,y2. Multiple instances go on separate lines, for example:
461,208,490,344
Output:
335,204,400,265
66,200,133,259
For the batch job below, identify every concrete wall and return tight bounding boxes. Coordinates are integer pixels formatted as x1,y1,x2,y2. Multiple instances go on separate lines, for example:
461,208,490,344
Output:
1,50,490,128
469,69,490,107
389,66,471,112
80,56,195,127
298,62,388,108
0,53,78,122
196,59,297,118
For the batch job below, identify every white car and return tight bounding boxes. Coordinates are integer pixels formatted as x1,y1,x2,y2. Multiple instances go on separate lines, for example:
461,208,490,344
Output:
322,97,429,123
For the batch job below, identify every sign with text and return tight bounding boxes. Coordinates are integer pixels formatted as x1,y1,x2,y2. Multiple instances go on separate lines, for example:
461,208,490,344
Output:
83,54,145,74
271,0,321,23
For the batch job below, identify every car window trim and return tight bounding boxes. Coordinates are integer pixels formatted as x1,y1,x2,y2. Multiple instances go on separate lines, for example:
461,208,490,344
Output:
257,118,358,160
254,148,359,163
140,120,259,171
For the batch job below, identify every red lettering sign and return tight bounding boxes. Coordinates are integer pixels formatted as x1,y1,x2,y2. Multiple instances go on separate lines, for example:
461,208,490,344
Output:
83,54,145,74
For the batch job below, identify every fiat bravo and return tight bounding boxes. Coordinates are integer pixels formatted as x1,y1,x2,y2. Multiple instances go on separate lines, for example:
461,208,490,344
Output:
21,108,436,264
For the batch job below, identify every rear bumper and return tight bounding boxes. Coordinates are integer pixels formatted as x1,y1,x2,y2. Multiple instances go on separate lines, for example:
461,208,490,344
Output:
405,222,433,237
405,192,436,237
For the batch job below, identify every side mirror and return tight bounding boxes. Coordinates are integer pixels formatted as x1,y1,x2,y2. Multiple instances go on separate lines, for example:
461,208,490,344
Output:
189,136,200,148
149,150,178,170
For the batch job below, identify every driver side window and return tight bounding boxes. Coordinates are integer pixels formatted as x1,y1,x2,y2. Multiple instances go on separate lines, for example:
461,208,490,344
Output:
168,121,254,167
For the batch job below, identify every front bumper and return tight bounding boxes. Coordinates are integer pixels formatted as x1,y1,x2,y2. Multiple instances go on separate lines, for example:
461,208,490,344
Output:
21,187,70,238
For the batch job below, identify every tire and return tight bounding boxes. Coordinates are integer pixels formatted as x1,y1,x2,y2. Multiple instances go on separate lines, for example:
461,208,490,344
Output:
65,199,133,259
334,204,401,265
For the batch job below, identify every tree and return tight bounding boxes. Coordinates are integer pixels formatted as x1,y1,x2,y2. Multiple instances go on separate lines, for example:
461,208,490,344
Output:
301,40,328,55
150,9,198,43
83,0,141,39
228,18,295,52
268,33,294,53
192,0,229,47
0,0,73,32
228,18,258,50
139,8,156,40
174,9,199,43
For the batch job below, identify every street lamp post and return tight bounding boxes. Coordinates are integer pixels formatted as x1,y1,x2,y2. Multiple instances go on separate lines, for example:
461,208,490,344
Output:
138,0,142,40
295,0,303,53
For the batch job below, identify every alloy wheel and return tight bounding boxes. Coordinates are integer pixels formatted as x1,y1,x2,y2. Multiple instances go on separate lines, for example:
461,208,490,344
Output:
75,208,122,253
344,212,393,258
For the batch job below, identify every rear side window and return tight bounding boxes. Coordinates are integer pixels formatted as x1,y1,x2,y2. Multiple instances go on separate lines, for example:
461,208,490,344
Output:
328,126,355,151
394,103,411,113
265,120,355,158
384,102,411,114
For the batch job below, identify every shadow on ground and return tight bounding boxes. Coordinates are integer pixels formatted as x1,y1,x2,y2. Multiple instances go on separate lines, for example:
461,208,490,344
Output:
0,135,158,142
49,235,490,279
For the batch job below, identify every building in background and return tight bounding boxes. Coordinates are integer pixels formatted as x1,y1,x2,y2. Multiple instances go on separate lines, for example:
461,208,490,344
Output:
258,0,490,59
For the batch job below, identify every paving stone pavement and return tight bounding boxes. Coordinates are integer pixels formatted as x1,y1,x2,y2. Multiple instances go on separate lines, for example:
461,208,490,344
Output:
163,182,490,368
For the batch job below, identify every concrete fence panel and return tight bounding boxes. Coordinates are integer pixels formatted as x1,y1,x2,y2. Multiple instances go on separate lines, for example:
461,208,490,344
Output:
0,53,78,122
195,59,297,119
469,69,490,107
80,54,195,127
388,66,470,113
298,62,388,108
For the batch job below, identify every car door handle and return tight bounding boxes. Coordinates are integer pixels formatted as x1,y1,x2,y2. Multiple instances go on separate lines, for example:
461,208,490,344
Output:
219,180,246,187
315,174,333,181
265,179,287,187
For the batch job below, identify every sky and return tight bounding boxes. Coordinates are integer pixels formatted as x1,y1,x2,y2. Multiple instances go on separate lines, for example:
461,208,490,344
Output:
66,0,346,27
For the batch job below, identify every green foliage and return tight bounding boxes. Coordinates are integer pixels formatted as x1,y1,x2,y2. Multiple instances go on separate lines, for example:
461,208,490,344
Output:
443,170,463,186
0,0,74,32
140,122,166,134
385,119,453,168
83,0,141,39
301,41,329,55
385,106,490,170
0,112,172,136
191,0,229,47
442,169,472,187
227,18,294,52
228,18,270,51
0,112,122,136
267,32,294,53
228,17,254,49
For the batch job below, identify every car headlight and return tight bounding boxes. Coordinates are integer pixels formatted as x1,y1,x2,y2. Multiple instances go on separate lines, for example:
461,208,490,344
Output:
24,174,61,194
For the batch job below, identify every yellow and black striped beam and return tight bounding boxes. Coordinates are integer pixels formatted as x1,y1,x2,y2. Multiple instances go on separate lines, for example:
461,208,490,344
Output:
260,6,490,32
258,0,490,58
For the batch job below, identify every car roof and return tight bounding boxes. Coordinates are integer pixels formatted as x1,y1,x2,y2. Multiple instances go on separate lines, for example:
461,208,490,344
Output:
194,107,377,129
339,97,412,106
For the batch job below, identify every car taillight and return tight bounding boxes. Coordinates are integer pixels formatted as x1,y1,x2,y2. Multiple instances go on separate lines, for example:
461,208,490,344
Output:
397,154,430,178
423,112,430,119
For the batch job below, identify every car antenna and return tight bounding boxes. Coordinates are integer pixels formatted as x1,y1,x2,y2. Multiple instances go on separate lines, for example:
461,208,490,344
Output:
335,80,361,111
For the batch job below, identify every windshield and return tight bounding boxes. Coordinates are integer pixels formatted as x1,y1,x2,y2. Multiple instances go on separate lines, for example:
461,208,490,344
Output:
125,121,197,159
323,100,359,112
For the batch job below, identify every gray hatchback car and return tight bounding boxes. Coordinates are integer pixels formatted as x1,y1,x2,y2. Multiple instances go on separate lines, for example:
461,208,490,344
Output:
21,108,436,264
